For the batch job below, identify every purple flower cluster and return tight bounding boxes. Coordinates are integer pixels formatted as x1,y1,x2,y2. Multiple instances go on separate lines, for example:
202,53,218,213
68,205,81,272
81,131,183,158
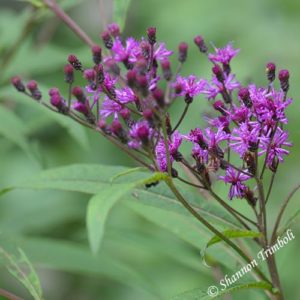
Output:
12,24,292,203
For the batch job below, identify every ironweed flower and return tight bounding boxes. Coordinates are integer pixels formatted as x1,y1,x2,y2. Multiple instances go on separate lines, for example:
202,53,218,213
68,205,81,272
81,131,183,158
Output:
12,24,293,204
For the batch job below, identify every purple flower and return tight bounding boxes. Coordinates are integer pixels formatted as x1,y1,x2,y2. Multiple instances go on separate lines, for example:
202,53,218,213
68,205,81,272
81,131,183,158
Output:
153,42,173,61
230,122,260,157
112,37,139,62
208,43,240,65
128,121,153,149
115,87,136,103
100,96,122,119
229,105,252,124
203,73,240,100
192,144,209,164
259,128,292,167
205,127,229,150
219,167,250,200
173,75,207,98
155,131,182,172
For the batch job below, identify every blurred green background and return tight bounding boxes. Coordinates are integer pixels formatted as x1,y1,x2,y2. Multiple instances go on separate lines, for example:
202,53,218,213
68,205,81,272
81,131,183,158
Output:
0,0,300,299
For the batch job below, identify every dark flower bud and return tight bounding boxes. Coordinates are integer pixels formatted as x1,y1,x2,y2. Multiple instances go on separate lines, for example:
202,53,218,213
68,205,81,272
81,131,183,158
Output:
213,100,226,115
174,82,183,95
266,62,276,82
135,58,148,75
120,108,131,120
137,75,148,96
178,42,188,63
72,86,86,103
184,94,193,104
49,87,60,97
161,59,172,81
83,69,96,81
173,151,183,162
107,23,120,38
238,87,252,108
152,88,165,108
50,94,62,107
278,69,290,92
11,76,25,92
147,27,156,45
64,64,74,84
127,70,137,88
68,54,82,71
95,64,105,84
212,65,224,82
111,119,127,143
140,41,151,59
194,35,207,53
91,45,102,65
143,109,153,121
98,119,107,131
27,80,42,100
137,125,149,145
111,119,122,133
101,30,113,49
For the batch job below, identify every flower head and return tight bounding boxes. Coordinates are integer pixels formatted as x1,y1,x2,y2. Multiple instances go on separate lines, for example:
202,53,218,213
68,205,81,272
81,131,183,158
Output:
208,43,240,65
219,167,250,200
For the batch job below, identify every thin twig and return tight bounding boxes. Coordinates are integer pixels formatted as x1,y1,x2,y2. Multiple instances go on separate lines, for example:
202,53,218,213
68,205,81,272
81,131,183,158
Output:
43,0,95,48
171,102,189,133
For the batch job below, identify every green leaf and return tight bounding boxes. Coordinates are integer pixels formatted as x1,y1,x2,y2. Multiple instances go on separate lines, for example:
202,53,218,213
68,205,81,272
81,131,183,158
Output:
3,236,154,295
206,229,262,248
200,229,261,265
113,0,132,30
0,242,43,300
170,281,273,300
87,184,135,254
0,105,33,159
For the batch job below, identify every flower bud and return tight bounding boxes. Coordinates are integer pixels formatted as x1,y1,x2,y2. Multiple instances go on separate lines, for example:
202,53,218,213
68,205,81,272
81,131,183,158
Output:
213,100,226,115
137,125,149,145
127,70,137,88
143,108,153,121
120,108,131,120
11,76,25,92
278,69,290,92
212,65,224,82
140,41,151,59
238,87,252,108
83,69,96,82
64,64,74,84
49,87,60,97
266,62,276,82
101,30,113,49
107,23,120,38
68,54,82,71
95,64,104,84
27,80,42,100
136,75,148,96
161,59,172,81
72,86,86,103
91,45,102,65
147,27,156,45
152,88,165,108
194,35,207,53
178,42,188,63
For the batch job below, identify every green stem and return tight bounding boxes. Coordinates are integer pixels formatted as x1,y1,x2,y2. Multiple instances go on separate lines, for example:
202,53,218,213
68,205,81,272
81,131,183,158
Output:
166,179,271,284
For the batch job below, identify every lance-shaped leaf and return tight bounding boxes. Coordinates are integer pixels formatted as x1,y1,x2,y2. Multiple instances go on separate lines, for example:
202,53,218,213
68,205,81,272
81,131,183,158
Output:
87,184,135,254
113,0,132,31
